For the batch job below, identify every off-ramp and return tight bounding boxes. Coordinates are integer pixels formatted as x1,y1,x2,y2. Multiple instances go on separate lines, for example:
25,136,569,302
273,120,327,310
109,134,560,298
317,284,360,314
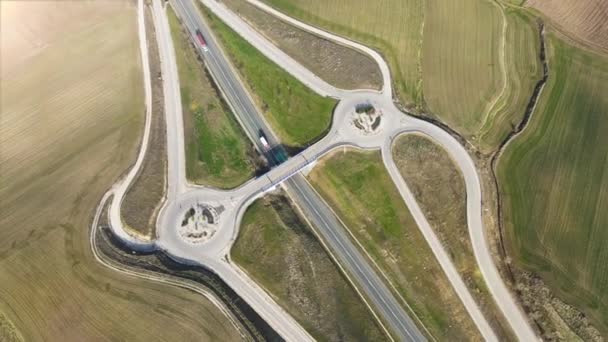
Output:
99,0,538,340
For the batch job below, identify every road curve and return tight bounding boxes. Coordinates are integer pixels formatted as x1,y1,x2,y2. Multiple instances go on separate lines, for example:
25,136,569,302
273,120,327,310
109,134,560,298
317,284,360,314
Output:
200,1,538,340
173,1,427,339
100,0,538,340
382,132,498,341
107,0,157,251
154,1,316,340
89,191,249,340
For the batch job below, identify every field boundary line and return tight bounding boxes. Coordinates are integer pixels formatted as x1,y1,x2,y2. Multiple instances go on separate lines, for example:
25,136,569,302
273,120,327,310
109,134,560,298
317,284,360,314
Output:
478,0,509,137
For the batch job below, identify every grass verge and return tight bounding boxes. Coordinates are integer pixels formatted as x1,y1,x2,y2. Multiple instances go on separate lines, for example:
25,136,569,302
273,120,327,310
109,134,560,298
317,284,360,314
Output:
308,149,482,341
0,2,239,340
201,5,336,148
498,33,608,338
122,5,167,238
393,133,515,340
232,192,387,341
168,7,256,188
222,0,382,91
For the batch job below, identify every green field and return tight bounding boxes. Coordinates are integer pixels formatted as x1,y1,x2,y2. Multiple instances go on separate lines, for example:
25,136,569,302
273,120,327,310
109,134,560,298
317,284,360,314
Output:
498,34,608,335
476,8,542,151
308,149,481,341
0,2,239,340
392,134,514,340
262,0,540,151
422,0,502,135
169,8,255,188
202,7,336,148
232,193,387,341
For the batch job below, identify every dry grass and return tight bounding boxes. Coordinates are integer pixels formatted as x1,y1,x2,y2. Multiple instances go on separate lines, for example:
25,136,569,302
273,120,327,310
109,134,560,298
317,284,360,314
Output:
232,192,387,341
223,0,382,91
308,149,482,341
499,33,608,337
526,0,608,54
122,4,167,238
0,1,239,340
392,134,515,340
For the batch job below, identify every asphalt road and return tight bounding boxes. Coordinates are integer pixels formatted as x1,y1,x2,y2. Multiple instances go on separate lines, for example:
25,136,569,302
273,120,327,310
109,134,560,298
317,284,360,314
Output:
171,0,280,152
201,1,538,340
106,0,537,340
171,0,426,340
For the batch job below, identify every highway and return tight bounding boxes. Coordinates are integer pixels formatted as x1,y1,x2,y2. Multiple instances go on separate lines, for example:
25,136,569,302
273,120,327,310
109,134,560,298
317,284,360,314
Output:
100,0,539,340
170,0,281,154
171,0,423,339
286,175,426,341
200,0,538,340
170,0,427,340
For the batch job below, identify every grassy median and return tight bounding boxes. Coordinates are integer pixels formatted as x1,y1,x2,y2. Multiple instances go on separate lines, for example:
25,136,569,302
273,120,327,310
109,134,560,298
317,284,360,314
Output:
168,7,256,188
233,192,387,341
393,134,515,340
122,5,167,238
308,149,481,341
202,6,336,149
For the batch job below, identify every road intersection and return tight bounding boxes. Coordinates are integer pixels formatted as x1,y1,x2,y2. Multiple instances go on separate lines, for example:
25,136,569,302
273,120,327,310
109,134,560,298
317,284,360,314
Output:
100,0,539,340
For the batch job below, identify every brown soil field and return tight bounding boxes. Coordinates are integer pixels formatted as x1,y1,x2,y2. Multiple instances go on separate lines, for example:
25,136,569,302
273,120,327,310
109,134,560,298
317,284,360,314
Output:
0,1,240,340
526,0,608,54
122,4,167,239
222,0,382,91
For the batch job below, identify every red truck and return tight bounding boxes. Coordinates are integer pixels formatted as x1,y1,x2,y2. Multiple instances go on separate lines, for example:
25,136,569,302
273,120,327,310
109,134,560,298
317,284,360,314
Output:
195,29,209,52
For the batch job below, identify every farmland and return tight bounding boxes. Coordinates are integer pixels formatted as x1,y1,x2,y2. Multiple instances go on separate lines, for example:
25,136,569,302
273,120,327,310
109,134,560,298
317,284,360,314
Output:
308,149,482,341
476,9,542,151
168,7,256,188
202,6,337,148
222,0,383,91
392,134,514,340
421,0,502,137
0,1,239,340
261,0,541,151
526,0,608,54
232,193,387,341
498,33,608,336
